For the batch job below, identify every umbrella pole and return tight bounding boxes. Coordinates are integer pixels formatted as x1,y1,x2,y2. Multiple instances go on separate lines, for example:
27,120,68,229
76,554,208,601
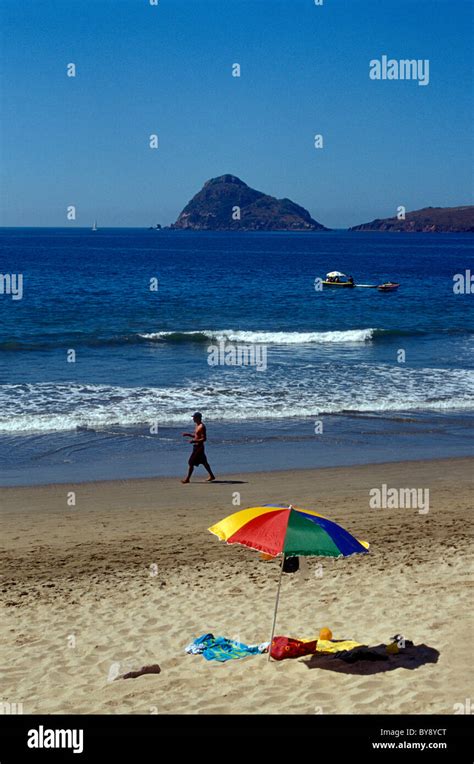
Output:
268,555,285,662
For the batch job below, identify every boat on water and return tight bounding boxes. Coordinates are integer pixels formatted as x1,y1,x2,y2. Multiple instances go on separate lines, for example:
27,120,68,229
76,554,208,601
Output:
322,271,400,291
322,271,355,287
92,220,98,231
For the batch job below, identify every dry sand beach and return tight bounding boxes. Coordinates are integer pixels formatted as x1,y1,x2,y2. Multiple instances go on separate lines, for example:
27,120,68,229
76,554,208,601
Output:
1,458,472,715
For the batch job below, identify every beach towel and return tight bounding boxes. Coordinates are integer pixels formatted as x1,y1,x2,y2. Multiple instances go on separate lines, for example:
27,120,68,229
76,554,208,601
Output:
307,638,364,654
184,633,214,655
185,634,269,662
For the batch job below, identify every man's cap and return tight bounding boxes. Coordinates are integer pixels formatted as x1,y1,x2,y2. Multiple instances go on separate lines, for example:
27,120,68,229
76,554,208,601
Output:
192,411,202,418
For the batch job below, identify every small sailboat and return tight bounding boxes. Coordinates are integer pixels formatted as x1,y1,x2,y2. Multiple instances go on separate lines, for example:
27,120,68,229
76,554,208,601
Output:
92,220,98,231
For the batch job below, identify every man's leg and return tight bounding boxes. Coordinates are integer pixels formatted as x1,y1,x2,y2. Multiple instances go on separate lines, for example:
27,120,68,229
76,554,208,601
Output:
202,458,216,482
182,464,194,484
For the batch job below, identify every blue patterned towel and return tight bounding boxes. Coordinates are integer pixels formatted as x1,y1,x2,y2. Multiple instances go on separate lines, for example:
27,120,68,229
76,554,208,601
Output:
185,633,268,661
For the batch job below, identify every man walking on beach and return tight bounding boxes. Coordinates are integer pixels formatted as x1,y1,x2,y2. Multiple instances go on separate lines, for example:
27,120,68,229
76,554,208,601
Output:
181,412,216,484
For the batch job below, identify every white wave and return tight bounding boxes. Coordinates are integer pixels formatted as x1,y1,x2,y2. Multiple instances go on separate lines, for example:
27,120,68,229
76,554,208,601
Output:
0,365,473,434
1,397,473,435
139,328,376,344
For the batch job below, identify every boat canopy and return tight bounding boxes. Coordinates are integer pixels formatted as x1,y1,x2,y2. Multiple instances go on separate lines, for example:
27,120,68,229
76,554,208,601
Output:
326,271,347,278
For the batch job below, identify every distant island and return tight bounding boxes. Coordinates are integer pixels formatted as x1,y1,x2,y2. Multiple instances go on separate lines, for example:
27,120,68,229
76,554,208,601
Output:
350,206,474,233
170,174,328,231
151,178,474,233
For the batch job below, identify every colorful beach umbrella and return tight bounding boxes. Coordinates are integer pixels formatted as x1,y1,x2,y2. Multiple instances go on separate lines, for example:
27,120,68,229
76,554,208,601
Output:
209,504,369,659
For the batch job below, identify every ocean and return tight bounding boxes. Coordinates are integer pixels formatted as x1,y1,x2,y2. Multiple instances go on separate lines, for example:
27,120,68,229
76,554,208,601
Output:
0,227,473,485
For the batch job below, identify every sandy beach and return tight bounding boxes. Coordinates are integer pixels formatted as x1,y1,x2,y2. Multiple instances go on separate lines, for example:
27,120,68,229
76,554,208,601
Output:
1,457,472,715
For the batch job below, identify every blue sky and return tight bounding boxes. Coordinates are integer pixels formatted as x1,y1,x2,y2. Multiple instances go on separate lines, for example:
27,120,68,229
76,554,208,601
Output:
0,0,472,228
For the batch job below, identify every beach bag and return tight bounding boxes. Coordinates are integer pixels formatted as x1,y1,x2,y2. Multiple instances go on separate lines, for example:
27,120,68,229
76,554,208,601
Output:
282,556,299,573
270,636,317,660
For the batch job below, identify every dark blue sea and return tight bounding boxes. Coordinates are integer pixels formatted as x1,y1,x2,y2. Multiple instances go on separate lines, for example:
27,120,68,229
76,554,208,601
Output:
0,228,473,485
